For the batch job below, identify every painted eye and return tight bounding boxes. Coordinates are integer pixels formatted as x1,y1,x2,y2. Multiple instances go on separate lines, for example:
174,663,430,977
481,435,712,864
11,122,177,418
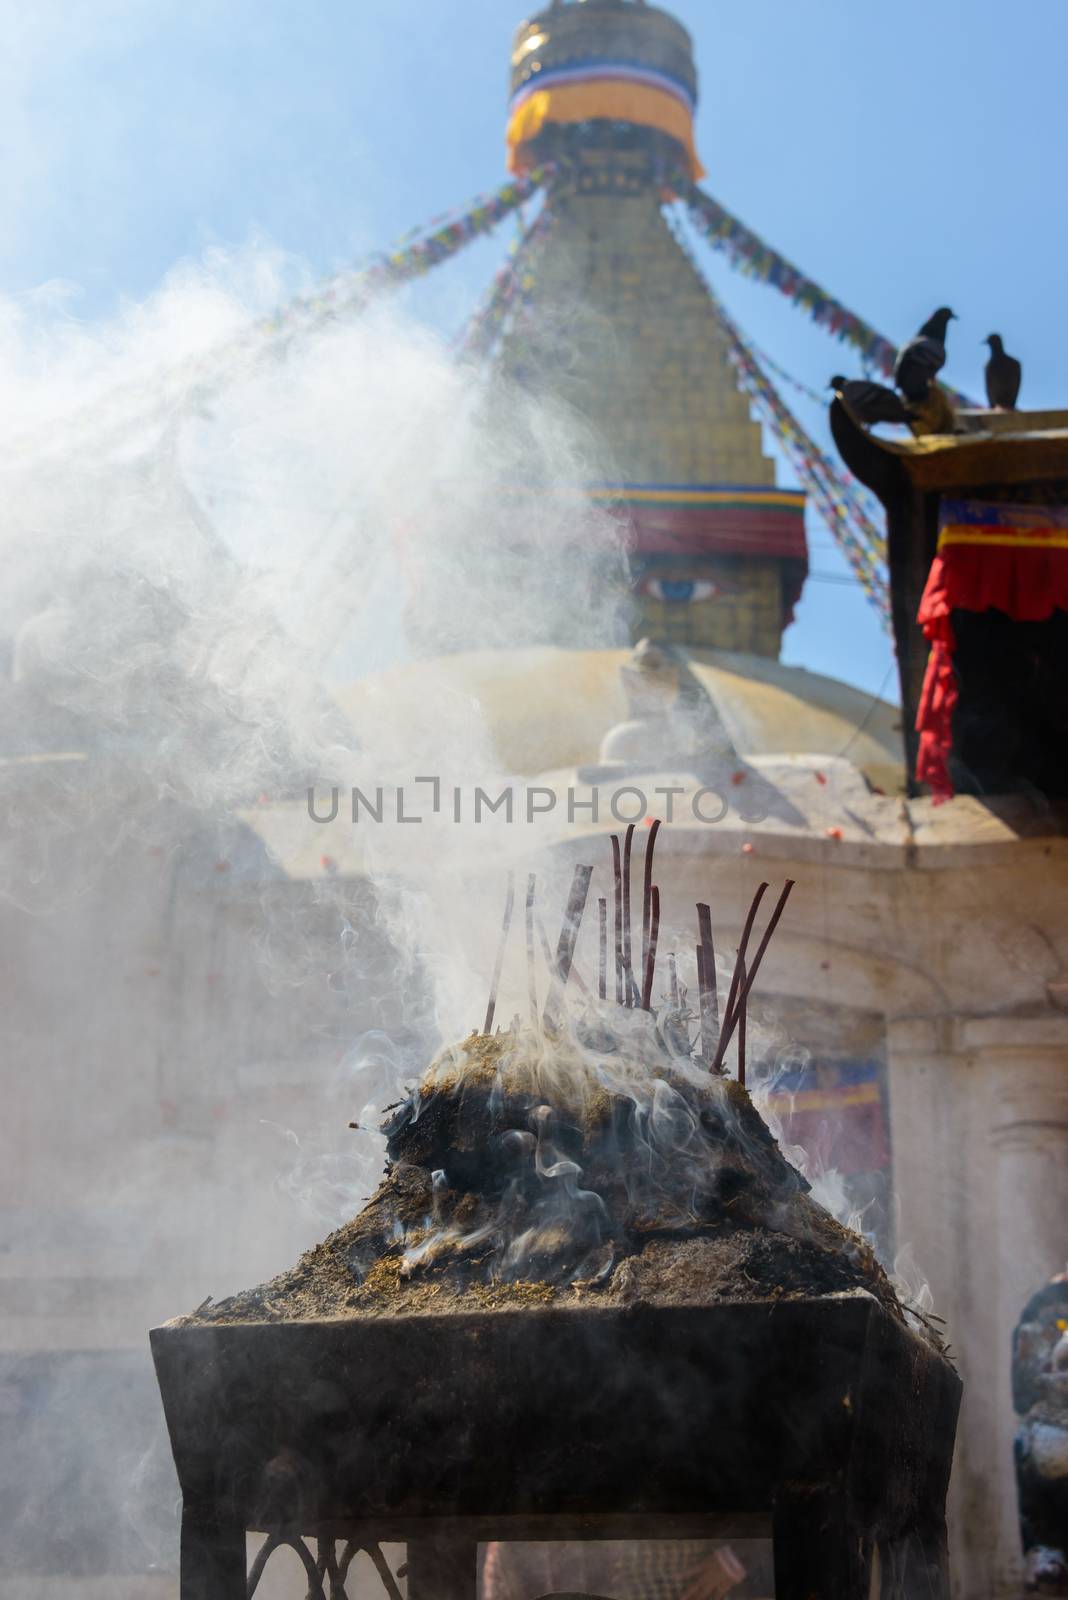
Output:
641,578,718,603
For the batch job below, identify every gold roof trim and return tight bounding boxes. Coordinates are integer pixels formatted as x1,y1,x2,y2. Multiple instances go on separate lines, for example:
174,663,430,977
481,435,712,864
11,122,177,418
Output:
862,409,1068,491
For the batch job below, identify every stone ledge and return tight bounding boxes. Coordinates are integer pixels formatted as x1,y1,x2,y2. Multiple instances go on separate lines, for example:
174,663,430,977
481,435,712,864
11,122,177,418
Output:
958,1015,1068,1051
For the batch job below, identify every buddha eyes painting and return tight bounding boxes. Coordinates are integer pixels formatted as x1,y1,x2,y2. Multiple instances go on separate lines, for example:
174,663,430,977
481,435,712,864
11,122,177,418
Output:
640,575,721,604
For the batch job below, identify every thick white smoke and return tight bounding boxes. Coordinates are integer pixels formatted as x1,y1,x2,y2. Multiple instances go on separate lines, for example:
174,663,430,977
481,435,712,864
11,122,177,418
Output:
0,235,922,1595
0,244,629,1586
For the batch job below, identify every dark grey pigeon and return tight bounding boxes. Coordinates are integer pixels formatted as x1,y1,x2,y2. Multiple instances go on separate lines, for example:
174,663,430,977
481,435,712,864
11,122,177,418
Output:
893,307,956,402
984,334,1022,409
830,375,910,426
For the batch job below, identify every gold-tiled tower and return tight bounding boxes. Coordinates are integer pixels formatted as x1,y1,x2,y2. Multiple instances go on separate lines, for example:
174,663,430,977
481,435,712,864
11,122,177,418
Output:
498,0,808,657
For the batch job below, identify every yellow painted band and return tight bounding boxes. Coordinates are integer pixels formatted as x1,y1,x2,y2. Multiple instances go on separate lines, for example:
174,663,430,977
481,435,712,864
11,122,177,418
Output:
589,490,805,507
507,80,705,180
766,1085,881,1113
938,525,1068,550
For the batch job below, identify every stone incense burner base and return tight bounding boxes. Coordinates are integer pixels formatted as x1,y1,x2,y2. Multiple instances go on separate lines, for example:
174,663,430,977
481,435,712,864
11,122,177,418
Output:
152,1289,959,1600
155,988,960,1600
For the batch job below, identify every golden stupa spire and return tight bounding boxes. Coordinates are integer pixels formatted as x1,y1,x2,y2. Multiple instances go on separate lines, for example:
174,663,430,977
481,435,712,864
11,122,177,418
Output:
496,1,808,657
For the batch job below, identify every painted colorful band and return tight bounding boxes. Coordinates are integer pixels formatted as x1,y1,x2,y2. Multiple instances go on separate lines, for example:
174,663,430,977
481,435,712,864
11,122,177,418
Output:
765,1082,882,1115
624,502,808,561
938,526,1068,550
511,60,696,115
507,78,704,179
938,498,1068,543
587,484,806,511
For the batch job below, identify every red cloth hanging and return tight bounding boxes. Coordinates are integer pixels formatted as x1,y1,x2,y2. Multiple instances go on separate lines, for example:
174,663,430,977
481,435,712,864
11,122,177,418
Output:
916,500,1068,800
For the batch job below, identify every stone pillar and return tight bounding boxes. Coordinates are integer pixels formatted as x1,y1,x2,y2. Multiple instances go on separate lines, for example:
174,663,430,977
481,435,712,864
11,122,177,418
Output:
886,1018,998,1600
967,1017,1068,1599
887,1014,1068,1600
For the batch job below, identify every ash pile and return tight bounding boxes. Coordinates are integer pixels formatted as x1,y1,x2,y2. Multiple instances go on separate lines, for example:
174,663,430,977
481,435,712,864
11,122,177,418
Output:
190,829,911,1330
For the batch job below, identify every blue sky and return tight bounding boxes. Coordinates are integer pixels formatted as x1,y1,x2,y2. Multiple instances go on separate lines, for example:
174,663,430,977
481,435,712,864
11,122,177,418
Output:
7,0,1066,699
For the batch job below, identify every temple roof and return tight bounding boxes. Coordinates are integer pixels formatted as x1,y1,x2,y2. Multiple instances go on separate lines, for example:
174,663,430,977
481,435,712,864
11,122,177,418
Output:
839,406,1068,491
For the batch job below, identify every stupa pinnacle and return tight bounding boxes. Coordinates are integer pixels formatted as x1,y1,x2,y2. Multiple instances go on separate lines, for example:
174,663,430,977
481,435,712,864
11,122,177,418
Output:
496,0,809,656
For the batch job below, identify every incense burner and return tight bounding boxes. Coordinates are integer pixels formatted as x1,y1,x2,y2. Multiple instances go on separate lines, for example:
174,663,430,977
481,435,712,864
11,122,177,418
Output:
154,1292,959,1599
154,852,960,1597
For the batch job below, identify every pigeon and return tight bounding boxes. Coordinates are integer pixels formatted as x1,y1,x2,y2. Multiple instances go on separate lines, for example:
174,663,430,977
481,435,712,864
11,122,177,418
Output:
984,334,1022,409
829,375,910,426
893,307,956,402
905,383,957,439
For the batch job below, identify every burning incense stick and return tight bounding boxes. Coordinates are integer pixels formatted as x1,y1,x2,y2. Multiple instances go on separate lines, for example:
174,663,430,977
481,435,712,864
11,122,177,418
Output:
696,903,718,1026
483,872,515,1034
712,882,767,1071
711,879,795,1073
547,909,594,996
535,910,591,1002
668,951,680,1007
542,863,593,1026
598,897,607,1001
641,885,660,1009
622,822,635,1004
554,864,593,983
535,910,554,970
525,874,537,1026
695,901,719,1064
728,878,795,1022
641,818,662,983
737,953,747,1087
696,945,715,1064
611,834,624,1005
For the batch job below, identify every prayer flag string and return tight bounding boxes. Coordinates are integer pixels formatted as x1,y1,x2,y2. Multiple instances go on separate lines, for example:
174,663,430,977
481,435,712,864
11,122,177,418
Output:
667,208,891,624
682,184,976,408
454,200,557,363
690,271,892,627
13,168,553,464
723,314,893,627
